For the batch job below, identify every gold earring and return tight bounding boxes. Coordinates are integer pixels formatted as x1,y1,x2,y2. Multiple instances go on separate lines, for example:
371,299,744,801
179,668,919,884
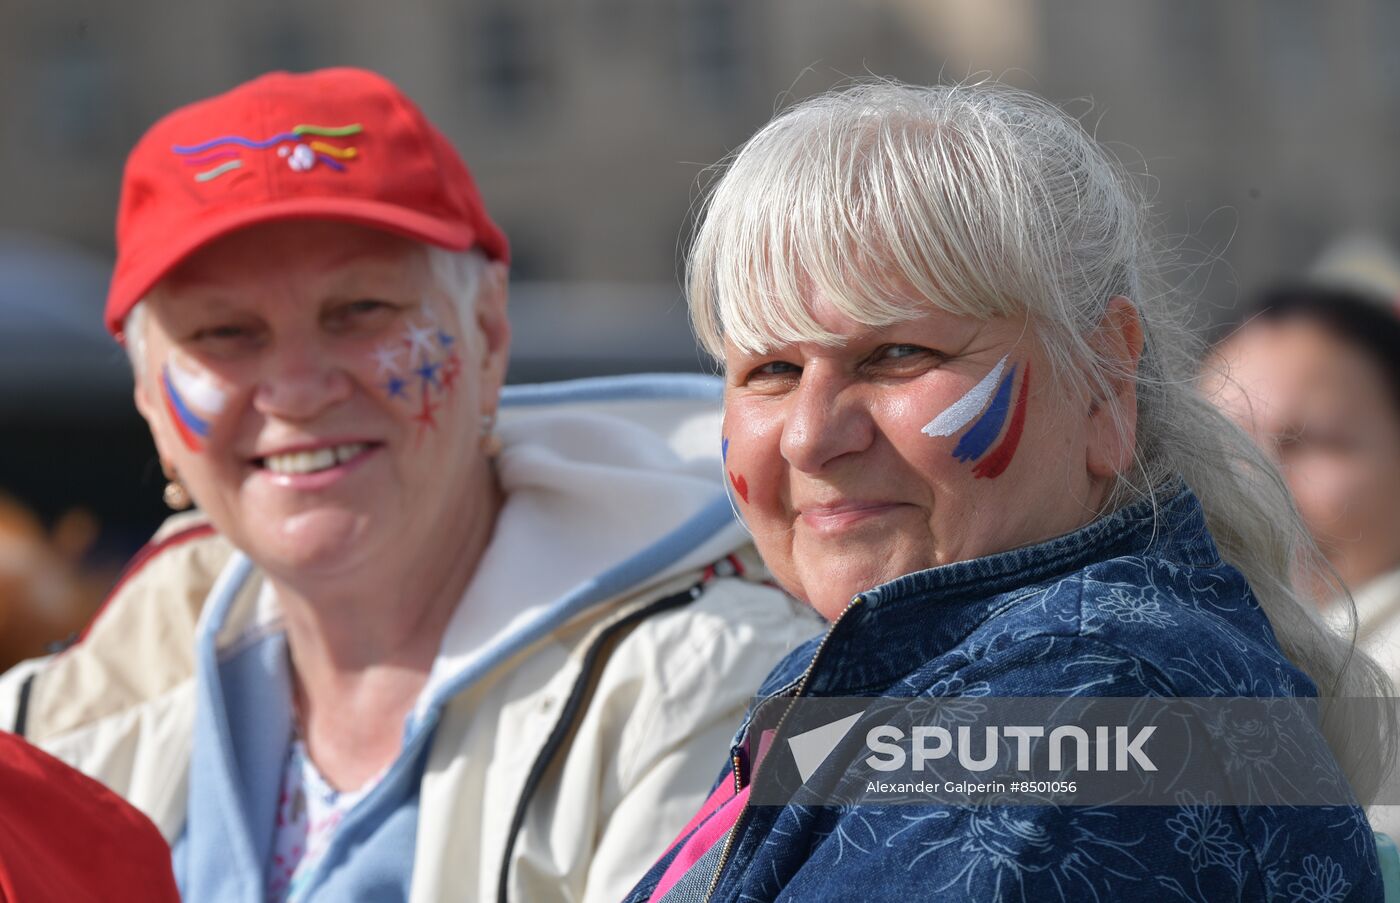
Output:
160,461,193,510
481,412,503,458
163,479,192,510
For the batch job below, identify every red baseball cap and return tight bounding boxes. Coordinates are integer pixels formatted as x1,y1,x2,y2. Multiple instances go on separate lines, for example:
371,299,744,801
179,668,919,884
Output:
106,67,509,337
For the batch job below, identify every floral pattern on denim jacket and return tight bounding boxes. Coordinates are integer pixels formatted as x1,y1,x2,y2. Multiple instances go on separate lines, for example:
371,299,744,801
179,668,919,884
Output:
621,485,1382,903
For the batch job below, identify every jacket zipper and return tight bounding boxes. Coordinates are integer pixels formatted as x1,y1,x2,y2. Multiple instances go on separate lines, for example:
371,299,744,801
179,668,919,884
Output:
702,593,866,902
497,582,704,903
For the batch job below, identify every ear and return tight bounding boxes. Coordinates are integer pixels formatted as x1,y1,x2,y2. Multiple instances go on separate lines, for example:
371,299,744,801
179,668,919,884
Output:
473,261,512,416
1085,295,1145,479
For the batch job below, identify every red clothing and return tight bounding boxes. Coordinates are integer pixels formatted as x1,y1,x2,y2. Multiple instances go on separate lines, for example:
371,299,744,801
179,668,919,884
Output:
0,731,179,902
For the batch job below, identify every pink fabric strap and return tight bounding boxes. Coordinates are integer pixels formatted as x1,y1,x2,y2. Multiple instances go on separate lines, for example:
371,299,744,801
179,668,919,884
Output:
649,785,751,901
648,729,776,901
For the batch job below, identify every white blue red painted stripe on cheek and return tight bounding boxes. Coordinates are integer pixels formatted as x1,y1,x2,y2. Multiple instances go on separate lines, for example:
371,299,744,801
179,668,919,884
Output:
952,364,1017,463
971,362,1031,479
922,355,1032,479
921,354,1009,439
161,359,228,452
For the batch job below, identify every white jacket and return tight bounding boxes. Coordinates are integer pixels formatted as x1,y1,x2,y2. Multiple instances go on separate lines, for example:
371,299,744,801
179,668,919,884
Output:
0,375,820,902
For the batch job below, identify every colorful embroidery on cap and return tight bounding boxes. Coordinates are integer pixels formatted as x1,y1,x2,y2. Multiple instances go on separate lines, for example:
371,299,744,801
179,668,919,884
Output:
172,123,363,182
195,160,244,182
922,355,1031,479
183,149,240,167
309,141,356,160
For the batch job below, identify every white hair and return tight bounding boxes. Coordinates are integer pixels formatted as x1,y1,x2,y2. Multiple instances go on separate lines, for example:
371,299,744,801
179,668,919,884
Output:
688,79,1396,802
123,245,488,377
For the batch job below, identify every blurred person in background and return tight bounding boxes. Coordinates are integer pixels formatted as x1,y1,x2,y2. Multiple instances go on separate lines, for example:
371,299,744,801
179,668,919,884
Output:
0,494,103,672
0,68,815,902
1202,285,1400,682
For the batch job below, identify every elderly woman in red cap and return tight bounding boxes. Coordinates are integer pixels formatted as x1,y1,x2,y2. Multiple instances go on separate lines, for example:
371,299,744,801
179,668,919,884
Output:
0,69,814,902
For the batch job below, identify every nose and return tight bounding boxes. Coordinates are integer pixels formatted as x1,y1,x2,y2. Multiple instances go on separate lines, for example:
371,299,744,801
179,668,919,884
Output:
779,371,874,473
252,336,353,421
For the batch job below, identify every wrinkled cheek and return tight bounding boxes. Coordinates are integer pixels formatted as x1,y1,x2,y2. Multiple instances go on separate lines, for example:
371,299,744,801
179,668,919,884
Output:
366,312,464,445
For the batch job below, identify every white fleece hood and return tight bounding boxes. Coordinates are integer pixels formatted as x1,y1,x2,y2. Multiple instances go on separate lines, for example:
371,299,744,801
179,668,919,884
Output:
414,374,746,723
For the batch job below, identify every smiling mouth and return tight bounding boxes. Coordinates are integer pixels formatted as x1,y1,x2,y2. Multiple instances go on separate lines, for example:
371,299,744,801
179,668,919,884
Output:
256,442,375,476
800,501,907,531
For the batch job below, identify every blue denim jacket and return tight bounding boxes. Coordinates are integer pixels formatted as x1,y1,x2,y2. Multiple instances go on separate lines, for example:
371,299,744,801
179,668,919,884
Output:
622,485,1382,902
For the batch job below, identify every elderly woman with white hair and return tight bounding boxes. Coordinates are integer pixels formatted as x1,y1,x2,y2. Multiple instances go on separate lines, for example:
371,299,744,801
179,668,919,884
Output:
0,68,818,902
623,81,1393,902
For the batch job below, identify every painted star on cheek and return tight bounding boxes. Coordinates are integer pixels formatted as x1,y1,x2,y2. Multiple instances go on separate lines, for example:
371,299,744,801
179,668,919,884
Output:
403,322,438,363
412,393,440,440
415,360,441,388
383,375,409,399
372,343,404,376
436,330,455,349
439,352,462,391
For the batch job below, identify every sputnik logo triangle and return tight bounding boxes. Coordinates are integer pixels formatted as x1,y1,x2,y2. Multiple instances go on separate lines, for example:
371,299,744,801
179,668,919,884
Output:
787,712,863,783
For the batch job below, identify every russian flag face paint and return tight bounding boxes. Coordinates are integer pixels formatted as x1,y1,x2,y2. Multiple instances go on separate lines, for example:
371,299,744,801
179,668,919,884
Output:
922,354,1032,479
922,354,1009,439
161,355,229,452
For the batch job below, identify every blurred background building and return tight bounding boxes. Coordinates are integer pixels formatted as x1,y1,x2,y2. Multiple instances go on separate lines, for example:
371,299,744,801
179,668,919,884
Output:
1,0,1398,604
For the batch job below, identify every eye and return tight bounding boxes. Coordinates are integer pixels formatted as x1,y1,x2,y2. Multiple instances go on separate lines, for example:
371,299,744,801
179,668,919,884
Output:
345,299,392,315
192,324,252,341
747,360,802,381
730,358,801,392
187,321,264,354
325,298,399,332
865,343,943,370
